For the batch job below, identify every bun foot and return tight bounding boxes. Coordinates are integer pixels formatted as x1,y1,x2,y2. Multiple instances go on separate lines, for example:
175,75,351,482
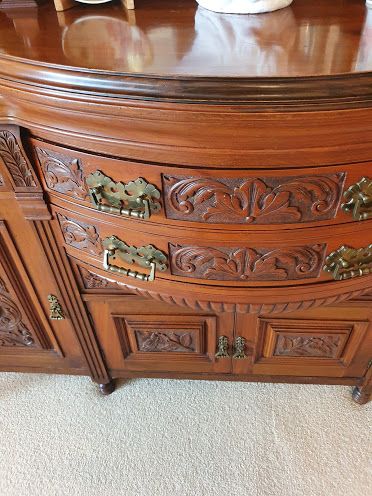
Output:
352,386,371,405
99,380,115,395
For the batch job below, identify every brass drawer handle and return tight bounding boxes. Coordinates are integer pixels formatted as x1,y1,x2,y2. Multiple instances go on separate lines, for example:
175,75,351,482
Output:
233,336,248,359
341,177,372,221
323,244,372,280
215,336,230,358
86,171,161,220
102,236,167,282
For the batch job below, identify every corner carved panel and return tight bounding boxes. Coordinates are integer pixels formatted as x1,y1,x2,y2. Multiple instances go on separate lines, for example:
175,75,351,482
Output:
0,130,36,187
58,214,102,255
0,276,36,348
163,173,344,224
274,334,341,358
170,244,326,281
36,147,88,200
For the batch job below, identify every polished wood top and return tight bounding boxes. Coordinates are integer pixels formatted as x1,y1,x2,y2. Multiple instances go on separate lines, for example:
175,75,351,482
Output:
0,0,371,104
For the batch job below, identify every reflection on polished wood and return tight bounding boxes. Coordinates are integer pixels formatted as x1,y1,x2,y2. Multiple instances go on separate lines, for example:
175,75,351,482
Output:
0,0,371,77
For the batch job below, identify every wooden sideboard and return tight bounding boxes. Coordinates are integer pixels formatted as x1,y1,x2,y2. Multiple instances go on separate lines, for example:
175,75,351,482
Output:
0,0,371,402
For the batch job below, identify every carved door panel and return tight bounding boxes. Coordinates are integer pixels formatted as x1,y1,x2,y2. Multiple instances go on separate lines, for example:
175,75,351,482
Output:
0,220,59,365
86,296,233,375
234,307,372,378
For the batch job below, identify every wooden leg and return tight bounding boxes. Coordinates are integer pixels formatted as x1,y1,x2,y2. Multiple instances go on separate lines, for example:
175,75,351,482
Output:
99,380,115,396
352,385,372,405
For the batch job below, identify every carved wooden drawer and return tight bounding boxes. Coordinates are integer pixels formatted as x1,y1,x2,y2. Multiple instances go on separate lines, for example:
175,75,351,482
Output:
53,204,372,287
86,296,233,374
31,138,372,230
246,308,372,377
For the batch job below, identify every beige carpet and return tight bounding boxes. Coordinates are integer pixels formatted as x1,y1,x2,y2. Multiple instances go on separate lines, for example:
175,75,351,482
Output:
0,373,371,496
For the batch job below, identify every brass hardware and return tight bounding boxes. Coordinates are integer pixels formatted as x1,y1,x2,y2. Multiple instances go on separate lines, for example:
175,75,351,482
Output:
86,171,161,220
102,236,167,282
215,336,230,358
48,295,65,320
323,244,372,280
341,177,372,221
233,336,248,359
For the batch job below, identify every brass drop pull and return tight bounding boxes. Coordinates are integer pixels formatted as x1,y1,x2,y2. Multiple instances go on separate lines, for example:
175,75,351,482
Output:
341,177,372,221
102,235,167,282
323,244,372,280
86,171,161,220
233,336,248,359
215,336,230,358
48,295,65,320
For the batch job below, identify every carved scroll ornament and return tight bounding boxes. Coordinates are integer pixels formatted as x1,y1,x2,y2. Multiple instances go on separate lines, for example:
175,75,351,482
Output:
170,244,326,281
36,147,88,200
58,214,102,255
164,174,344,224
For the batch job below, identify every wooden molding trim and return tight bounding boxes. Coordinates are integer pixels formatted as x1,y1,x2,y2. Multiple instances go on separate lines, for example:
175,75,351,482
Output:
0,56,371,108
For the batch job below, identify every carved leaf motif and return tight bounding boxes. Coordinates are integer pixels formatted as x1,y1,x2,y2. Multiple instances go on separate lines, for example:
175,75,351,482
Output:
275,335,341,358
164,174,343,224
36,148,88,200
0,278,35,347
136,331,195,352
0,131,36,187
58,214,102,255
170,244,326,281
79,267,122,289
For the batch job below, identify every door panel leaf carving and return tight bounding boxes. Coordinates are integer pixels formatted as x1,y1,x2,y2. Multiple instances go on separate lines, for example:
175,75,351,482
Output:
274,334,341,357
135,330,195,352
163,174,344,224
170,244,326,281
0,277,36,347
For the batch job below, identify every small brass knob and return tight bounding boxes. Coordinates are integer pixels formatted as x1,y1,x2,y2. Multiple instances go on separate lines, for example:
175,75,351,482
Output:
233,336,248,359
48,295,65,320
215,335,230,358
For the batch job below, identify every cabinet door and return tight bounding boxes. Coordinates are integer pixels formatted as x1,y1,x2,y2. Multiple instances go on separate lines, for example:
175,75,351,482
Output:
234,307,372,378
0,220,62,368
87,296,233,375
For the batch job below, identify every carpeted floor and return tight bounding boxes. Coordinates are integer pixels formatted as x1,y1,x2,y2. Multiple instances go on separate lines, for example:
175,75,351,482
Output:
0,373,371,496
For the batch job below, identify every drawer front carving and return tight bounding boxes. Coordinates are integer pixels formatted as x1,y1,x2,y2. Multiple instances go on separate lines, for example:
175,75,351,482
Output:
58,214,102,255
170,244,326,281
79,266,124,290
36,147,88,200
33,140,371,230
163,174,344,224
